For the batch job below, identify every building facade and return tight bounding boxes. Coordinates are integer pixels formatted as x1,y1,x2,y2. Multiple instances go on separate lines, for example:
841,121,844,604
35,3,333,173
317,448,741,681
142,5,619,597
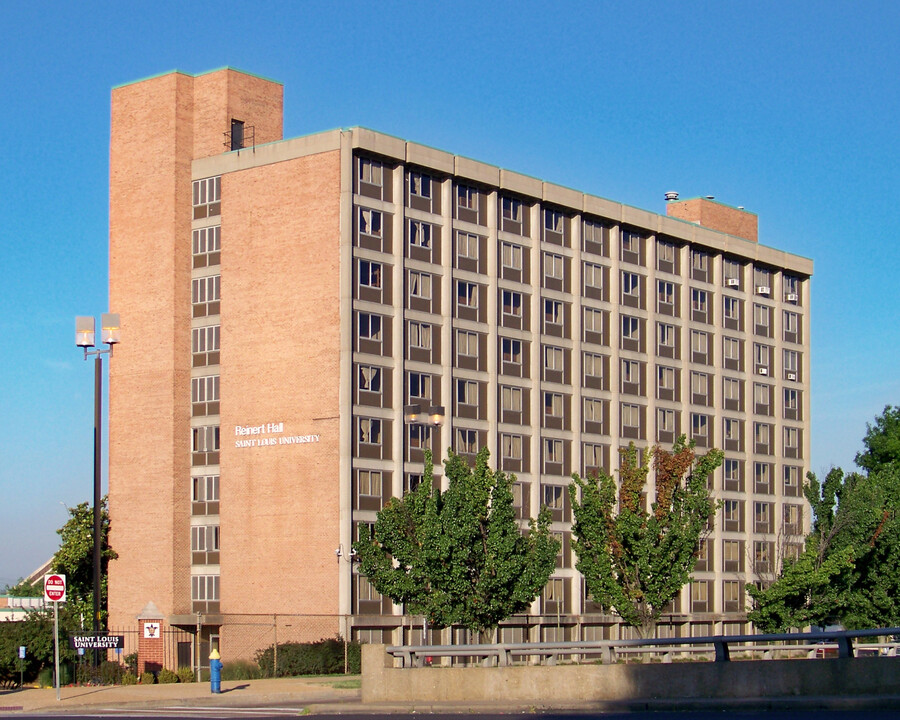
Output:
108,68,813,656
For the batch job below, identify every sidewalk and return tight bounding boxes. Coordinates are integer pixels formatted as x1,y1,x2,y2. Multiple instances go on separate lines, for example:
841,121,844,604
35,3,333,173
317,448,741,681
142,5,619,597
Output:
0,676,361,714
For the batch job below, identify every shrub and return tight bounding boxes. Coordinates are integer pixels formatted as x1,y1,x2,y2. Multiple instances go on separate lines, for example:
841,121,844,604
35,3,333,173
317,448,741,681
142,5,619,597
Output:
158,668,179,684
124,652,139,674
255,637,362,677
177,667,195,683
121,672,137,685
37,667,53,688
221,659,261,680
99,661,124,685
140,670,156,685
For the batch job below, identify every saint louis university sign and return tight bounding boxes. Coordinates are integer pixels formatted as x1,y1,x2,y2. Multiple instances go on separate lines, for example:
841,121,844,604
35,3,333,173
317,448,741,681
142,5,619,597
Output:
234,421,320,449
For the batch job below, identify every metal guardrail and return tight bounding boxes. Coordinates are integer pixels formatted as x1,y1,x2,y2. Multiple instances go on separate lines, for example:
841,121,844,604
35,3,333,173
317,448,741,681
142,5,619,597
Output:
387,627,900,668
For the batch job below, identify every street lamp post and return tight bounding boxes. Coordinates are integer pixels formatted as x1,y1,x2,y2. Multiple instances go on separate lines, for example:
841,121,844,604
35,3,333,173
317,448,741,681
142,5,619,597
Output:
75,313,120,656
402,403,444,647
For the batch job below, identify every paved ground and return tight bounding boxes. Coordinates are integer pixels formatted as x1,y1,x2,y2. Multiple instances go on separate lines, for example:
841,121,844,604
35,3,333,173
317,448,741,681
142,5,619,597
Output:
4,678,900,716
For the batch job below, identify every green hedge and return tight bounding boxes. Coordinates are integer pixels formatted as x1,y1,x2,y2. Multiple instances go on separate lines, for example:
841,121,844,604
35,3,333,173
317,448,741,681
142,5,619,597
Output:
255,637,361,677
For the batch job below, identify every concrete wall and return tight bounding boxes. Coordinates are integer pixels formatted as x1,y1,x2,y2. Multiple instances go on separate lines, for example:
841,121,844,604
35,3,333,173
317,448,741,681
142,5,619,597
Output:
361,644,900,704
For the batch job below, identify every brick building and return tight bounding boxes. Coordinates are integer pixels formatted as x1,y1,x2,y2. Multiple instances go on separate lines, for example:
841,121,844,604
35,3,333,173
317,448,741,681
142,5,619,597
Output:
107,68,813,663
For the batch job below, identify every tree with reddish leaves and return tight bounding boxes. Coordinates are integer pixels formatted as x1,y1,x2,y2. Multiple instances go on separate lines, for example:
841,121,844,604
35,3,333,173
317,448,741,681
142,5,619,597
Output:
569,437,722,638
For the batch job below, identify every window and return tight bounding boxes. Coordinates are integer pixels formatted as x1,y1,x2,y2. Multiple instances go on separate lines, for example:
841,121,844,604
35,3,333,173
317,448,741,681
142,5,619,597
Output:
409,171,431,198
358,365,382,393
622,271,641,299
784,426,800,450
658,280,675,307
754,343,770,371
724,296,741,322
358,469,382,497
755,502,772,533
192,475,219,503
457,231,479,261
359,207,382,237
358,313,382,341
724,418,740,442
409,270,431,299
621,230,640,255
191,575,220,603
754,422,770,447
723,540,743,572
724,377,741,403
754,541,772,573
784,504,802,535
192,275,221,316
358,418,382,445
544,209,564,233
457,330,478,358
784,274,800,298
502,290,522,318
409,219,432,248
192,177,221,219
502,337,522,364
754,382,770,409
409,372,432,400
753,304,770,334
657,240,675,268
191,375,220,407
658,408,675,433
501,242,522,270
575,266,600,298
691,372,709,402
457,184,477,211
723,258,741,284
192,226,221,266
692,288,708,315
543,439,564,465
622,403,641,428
724,580,741,610
192,325,220,366
500,433,523,460
584,352,604,383
544,392,564,418
584,308,605,340
501,385,522,413
691,249,708,274
192,425,220,453
658,322,676,349
784,466,801,496
622,315,640,342
584,398,604,425
543,483,565,508
784,310,800,339
691,581,709,611
784,387,799,413
754,461,772,492
457,379,478,406
691,330,708,357
502,196,522,222
359,158,383,186
724,458,742,490
691,413,709,439
457,281,478,308
359,260,382,289
545,299,564,327
409,321,432,350
544,345,564,373
753,267,771,291
724,499,743,531
621,359,640,385
658,365,676,394
723,337,741,365
784,349,799,378
544,253,564,281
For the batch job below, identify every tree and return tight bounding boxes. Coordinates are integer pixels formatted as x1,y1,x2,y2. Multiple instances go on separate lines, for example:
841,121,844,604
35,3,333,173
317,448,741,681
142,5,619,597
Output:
3,578,42,597
353,448,559,637
569,437,723,638
52,498,117,631
749,408,900,632
856,404,900,472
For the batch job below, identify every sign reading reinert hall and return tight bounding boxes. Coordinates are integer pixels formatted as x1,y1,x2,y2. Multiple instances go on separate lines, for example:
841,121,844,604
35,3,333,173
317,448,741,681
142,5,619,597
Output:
234,422,321,449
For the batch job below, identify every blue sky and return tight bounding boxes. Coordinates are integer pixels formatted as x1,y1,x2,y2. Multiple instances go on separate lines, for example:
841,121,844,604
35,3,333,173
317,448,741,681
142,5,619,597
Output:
2,1,898,587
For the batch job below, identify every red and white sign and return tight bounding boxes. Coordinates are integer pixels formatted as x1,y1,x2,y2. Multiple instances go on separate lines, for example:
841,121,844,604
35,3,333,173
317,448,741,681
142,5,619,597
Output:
44,574,66,603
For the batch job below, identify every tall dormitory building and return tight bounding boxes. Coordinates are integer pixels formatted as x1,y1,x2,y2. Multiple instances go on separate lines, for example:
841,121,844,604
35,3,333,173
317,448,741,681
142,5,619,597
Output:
108,68,813,653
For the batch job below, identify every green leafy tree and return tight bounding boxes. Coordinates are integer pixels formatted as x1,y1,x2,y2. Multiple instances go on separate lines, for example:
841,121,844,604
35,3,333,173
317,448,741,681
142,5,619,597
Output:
52,498,117,631
749,406,900,632
353,448,559,637
856,404,900,472
3,578,43,597
569,437,723,638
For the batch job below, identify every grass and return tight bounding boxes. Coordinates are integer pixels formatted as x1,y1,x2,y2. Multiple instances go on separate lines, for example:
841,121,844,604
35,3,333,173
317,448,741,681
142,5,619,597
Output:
328,678,361,689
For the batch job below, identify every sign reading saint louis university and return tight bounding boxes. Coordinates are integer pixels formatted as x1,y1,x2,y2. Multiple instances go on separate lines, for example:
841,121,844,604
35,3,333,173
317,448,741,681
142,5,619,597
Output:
234,421,320,449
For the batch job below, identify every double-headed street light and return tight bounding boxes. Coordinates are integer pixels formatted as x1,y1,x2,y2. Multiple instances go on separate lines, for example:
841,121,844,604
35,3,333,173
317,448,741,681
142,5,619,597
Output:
75,313,120,647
